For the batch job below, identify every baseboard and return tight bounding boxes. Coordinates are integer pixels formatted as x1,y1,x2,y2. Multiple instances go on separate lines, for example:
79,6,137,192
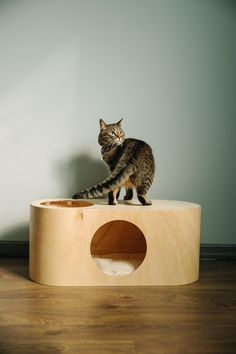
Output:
0,241,29,258
0,241,236,260
200,244,236,260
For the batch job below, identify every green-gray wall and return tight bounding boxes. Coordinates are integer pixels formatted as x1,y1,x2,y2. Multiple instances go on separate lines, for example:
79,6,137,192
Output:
0,0,235,243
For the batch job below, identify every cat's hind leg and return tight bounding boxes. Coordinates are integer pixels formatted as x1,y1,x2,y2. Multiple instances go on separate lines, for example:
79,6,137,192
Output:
136,186,152,206
124,187,133,200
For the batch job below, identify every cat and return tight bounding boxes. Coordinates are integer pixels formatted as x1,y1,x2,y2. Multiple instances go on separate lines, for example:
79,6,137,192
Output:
72,118,155,205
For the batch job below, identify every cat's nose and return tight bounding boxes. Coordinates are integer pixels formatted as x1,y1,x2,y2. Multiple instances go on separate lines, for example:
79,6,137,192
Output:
116,133,122,140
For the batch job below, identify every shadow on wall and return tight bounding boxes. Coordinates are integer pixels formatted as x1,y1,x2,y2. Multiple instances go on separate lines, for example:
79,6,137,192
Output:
0,154,108,242
56,153,109,197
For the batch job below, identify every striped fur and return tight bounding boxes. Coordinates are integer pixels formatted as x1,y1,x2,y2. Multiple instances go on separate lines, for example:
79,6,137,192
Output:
72,119,155,205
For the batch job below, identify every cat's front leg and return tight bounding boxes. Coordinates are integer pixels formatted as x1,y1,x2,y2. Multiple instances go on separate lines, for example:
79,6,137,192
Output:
108,189,119,205
116,188,121,200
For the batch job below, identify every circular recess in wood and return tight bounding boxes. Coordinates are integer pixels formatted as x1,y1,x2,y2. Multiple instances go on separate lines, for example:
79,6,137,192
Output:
40,200,93,208
90,220,147,276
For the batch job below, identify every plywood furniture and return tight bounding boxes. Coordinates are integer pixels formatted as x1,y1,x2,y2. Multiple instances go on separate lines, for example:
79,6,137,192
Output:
29,199,201,286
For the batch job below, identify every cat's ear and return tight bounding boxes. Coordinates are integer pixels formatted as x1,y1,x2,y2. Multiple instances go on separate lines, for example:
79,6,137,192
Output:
117,118,123,126
99,118,107,130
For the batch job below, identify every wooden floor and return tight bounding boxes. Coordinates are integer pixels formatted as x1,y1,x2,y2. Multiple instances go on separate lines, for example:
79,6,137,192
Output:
0,259,235,354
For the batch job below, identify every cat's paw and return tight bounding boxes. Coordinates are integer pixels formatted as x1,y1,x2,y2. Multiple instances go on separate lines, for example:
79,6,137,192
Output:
72,193,83,199
108,200,118,206
138,195,152,206
143,200,152,206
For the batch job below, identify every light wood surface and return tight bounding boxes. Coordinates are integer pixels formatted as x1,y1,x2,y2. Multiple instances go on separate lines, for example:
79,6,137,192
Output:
29,199,201,286
0,258,236,354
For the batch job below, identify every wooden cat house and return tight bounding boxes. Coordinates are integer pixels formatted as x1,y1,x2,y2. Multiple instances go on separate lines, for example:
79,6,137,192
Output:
29,199,201,286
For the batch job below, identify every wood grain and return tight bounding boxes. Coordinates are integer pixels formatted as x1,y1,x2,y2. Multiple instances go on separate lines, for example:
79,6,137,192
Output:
0,259,236,353
29,199,201,286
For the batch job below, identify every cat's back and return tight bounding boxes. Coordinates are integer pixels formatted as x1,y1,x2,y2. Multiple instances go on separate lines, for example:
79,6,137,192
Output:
122,138,153,156
121,138,155,170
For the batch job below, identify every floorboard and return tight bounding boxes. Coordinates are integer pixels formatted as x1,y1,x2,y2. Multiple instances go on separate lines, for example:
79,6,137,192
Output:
0,259,235,354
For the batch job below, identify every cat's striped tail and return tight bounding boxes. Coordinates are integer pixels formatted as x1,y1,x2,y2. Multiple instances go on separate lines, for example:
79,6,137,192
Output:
72,166,132,200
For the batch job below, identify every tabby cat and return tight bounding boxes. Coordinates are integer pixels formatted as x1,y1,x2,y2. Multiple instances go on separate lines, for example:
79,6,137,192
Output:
72,119,155,205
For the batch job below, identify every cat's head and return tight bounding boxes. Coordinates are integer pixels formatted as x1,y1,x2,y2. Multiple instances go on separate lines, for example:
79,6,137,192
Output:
98,118,125,147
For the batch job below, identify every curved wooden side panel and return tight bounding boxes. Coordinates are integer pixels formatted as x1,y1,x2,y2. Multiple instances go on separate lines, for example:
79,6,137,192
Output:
29,199,201,286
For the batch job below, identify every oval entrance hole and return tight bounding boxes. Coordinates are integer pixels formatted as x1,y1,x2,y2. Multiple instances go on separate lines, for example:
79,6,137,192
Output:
90,220,147,276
